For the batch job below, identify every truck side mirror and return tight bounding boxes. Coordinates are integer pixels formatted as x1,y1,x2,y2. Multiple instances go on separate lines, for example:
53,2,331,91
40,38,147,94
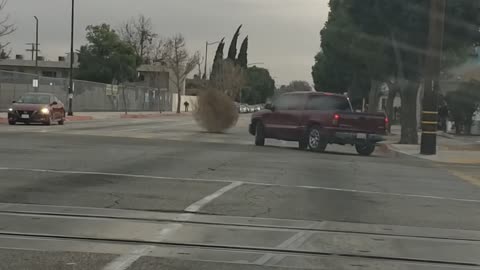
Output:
265,103,275,111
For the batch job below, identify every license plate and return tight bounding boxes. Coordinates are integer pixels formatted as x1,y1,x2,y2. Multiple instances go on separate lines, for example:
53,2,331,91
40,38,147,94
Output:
356,133,367,139
21,114,29,119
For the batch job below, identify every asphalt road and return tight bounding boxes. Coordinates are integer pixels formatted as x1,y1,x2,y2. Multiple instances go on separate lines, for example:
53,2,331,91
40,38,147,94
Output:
0,114,479,270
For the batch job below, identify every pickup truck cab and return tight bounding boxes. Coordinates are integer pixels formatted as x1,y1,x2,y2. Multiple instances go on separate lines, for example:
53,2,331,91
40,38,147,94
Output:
249,91,388,156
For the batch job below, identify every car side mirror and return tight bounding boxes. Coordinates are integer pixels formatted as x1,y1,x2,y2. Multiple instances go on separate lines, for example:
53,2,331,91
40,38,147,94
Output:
12,100,16,104
51,101,58,106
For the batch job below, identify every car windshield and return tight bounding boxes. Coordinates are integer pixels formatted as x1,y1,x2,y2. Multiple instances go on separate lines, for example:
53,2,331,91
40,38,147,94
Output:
1,1,479,269
17,95,50,104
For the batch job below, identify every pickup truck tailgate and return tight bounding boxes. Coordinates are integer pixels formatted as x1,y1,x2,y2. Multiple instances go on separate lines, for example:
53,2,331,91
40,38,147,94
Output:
338,112,387,134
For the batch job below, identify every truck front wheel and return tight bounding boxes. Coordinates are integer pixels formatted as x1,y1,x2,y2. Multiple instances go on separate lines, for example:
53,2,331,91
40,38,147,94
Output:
255,122,266,146
355,143,375,156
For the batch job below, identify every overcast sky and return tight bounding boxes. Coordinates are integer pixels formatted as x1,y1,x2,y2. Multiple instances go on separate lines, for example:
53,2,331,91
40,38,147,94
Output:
3,0,329,85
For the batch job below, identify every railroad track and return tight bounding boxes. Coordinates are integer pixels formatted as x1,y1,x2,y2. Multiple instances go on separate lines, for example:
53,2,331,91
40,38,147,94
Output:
0,203,478,269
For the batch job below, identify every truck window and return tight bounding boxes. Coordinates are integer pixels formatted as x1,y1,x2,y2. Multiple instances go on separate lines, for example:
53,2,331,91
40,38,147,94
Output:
306,95,351,111
274,95,290,110
274,94,306,110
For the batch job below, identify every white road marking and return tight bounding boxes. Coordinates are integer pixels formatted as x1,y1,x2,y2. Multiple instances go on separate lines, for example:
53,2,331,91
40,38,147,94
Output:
102,245,153,270
1,167,479,203
254,224,315,265
185,181,243,212
100,178,241,270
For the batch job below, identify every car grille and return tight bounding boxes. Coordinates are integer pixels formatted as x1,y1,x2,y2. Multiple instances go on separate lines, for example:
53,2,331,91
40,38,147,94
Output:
16,110,34,115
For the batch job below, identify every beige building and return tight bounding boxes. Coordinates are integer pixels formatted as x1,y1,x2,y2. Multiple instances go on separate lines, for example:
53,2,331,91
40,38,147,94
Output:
0,54,79,78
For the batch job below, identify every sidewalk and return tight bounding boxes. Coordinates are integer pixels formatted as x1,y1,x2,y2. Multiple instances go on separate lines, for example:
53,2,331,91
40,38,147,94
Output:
0,111,191,123
384,125,480,165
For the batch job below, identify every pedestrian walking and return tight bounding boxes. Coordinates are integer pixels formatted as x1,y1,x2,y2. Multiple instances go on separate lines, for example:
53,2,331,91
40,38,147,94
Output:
184,101,190,112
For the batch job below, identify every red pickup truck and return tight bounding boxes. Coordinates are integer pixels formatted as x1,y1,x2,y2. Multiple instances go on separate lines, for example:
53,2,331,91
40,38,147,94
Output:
249,91,388,156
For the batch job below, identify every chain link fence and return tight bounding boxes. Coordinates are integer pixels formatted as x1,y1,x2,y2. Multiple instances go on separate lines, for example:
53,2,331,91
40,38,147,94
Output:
0,70,171,112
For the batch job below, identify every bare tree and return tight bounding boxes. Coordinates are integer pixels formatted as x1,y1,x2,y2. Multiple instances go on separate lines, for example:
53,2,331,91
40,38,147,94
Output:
163,34,200,113
151,38,166,62
119,14,158,64
0,0,15,58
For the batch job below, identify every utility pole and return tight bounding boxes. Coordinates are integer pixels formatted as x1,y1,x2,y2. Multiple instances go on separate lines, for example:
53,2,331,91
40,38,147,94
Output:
421,0,446,155
25,43,39,60
33,16,39,92
34,16,39,71
68,0,75,116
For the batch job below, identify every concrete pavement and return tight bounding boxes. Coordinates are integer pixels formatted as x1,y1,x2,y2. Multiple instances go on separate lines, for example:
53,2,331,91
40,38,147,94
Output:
0,115,478,269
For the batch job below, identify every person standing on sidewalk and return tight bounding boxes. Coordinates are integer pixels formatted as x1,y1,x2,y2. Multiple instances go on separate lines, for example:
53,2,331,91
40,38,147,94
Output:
184,101,190,112
438,101,449,132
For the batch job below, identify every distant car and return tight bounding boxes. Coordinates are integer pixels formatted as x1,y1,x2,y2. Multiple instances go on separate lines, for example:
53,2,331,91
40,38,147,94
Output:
8,92,66,125
239,104,249,113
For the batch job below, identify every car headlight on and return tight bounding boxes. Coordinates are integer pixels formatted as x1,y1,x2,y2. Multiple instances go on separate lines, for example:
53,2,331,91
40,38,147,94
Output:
41,108,50,114
8,108,13,112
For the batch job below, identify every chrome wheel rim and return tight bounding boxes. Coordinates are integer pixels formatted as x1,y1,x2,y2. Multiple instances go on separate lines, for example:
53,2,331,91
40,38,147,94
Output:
309,129,320,148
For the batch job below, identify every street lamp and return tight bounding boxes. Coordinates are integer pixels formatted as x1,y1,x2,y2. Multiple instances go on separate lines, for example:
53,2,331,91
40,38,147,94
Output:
34,16,39,72
67,0,75,116
34,16,39,92
204,40,221,79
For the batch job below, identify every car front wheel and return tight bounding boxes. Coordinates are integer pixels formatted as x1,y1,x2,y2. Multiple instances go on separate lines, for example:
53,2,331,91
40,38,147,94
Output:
255,122,265,146
8,120,15,125
308,126,327,152
355,142,375,156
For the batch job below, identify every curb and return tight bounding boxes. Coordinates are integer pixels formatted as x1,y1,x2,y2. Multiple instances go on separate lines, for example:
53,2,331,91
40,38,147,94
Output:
0,116,94,123
66,116,94,122
120,113,190,119
438,132,455,140
377,142,410,159
120,114,165,119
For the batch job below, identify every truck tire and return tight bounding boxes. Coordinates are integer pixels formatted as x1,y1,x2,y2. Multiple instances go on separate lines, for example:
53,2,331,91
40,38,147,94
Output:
255,122,266,146
299,131,309,150
308,125,327,152
299,138,308,150
355,143,375,156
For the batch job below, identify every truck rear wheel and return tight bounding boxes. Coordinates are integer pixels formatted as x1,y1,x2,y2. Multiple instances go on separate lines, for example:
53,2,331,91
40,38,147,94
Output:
299,139,308,150
355,143,375,156
255,122,265,146
308,126,327,152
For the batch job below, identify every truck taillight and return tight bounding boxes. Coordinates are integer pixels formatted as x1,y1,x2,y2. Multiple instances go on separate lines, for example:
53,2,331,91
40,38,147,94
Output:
333,113,340,126
385,116,389,126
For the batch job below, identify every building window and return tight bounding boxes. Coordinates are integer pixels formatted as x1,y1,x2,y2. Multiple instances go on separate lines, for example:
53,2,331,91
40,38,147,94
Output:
42,71,57,78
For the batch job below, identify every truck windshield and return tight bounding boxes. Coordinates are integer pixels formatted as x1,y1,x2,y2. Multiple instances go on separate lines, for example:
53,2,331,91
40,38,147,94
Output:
306,95,351,111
